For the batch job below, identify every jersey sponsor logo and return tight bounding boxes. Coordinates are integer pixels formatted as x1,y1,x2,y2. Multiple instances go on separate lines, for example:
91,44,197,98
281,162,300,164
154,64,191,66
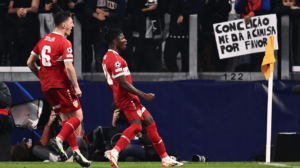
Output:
115,68,122,72
45,36,55,42
66,54,73,58
114,61,121,68
67,47,72,53
137,109,142,117
73,100,78,108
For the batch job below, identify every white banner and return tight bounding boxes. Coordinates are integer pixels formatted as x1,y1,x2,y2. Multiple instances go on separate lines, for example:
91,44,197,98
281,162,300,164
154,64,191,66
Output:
213,14,278,59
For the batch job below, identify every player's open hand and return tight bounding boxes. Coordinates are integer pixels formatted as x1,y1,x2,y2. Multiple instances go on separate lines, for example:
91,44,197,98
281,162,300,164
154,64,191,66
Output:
74,87,82,97
143,93,155,102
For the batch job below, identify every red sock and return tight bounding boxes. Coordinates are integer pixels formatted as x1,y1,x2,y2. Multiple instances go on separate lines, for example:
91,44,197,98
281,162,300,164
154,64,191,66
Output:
66,132,79,151
57,116,80,141
146,121,167,159
60,121,79,151
114,123,142,153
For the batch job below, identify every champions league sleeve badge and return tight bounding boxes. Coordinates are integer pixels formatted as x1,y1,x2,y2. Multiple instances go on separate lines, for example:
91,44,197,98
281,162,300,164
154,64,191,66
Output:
115,61,121,68
67,47,72,53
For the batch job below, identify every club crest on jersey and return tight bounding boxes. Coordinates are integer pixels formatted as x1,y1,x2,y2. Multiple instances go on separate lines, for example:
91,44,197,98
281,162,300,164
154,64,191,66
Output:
137,109,142,117
115,61,121,68
67,47,72,53
73,100,78,108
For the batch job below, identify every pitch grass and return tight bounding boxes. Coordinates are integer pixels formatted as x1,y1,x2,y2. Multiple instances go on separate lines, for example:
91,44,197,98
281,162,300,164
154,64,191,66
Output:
0,162,299,168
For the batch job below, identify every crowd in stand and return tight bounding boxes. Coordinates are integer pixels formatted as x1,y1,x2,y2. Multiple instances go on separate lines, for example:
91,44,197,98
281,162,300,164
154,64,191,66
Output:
0,0,299,72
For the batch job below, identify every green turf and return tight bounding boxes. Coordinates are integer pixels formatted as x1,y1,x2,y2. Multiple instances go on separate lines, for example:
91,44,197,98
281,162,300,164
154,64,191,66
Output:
0,162,299,168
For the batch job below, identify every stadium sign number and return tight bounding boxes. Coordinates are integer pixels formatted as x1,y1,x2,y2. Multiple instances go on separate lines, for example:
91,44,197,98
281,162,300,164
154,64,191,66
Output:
41,45,52,67
224,73,244,80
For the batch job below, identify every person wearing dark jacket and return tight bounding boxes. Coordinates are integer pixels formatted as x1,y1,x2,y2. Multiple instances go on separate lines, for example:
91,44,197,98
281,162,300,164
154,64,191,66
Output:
127,0,167,72
0,0,10,66
164,0,202,72
273,0,300,65
200,0,231,71
0,82,12,161
85,0,126,72
65,0,87,13
7,0,40,66
39,0,63,14
0,82,11,111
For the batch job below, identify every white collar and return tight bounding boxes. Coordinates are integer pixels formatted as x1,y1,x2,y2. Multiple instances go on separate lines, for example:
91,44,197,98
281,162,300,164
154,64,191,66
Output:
52,32,64,36
108,49,119,55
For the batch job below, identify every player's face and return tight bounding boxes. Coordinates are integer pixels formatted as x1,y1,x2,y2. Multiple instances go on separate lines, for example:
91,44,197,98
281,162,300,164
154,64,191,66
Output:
116,33,127,51
63,17,74,36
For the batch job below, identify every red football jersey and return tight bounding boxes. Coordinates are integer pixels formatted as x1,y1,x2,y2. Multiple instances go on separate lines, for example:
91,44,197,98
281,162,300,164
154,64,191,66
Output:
31,32,73,92
102,49,139,107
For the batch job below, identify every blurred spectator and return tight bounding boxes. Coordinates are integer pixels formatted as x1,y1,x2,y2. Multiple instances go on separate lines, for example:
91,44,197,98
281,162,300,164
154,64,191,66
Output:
64,0,95,73
273,0,300,65
32,110,88,162
7,0,40,66
164,0,202,72
127,0,167,72
39,0,63,14
0,0,10,66
85,0,126,72
65,0,86,13
235,0,270,24
120,12,134,71
38,0,64,39
234,0,270,71
0,82,13,161
199,0,231,72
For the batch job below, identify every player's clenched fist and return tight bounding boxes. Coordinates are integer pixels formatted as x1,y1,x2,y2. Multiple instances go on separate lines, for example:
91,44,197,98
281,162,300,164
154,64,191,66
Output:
143,93,155,102
74,87,82,97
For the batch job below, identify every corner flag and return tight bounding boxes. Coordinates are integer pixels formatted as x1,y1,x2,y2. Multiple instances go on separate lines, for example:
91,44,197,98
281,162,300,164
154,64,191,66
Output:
261,35,276,81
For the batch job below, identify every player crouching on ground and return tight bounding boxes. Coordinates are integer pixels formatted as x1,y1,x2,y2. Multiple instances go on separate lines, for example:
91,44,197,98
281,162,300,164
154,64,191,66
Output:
27,11,90,167
100,26,183,167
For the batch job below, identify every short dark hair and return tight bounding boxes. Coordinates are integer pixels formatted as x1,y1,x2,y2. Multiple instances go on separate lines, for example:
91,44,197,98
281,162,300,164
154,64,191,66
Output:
100,27,123,44
54,11,71,27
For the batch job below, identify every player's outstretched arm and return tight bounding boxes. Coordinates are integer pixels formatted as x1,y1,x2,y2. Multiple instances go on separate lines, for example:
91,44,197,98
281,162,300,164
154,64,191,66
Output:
27,54,40,79
64,61,82,97
116,75,155,102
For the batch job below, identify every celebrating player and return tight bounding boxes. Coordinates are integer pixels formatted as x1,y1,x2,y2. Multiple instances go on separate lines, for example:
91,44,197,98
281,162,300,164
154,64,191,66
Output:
101,27,183,167
27,11,90,167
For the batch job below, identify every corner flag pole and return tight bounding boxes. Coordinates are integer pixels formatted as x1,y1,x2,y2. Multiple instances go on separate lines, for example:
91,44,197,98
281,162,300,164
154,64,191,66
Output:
265,71,273,163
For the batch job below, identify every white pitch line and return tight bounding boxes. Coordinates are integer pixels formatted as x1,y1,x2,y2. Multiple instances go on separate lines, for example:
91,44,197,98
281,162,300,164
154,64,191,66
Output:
259,162,300,168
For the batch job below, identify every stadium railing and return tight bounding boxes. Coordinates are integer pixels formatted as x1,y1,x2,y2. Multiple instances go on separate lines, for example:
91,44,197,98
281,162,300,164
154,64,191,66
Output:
0,14,298,82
